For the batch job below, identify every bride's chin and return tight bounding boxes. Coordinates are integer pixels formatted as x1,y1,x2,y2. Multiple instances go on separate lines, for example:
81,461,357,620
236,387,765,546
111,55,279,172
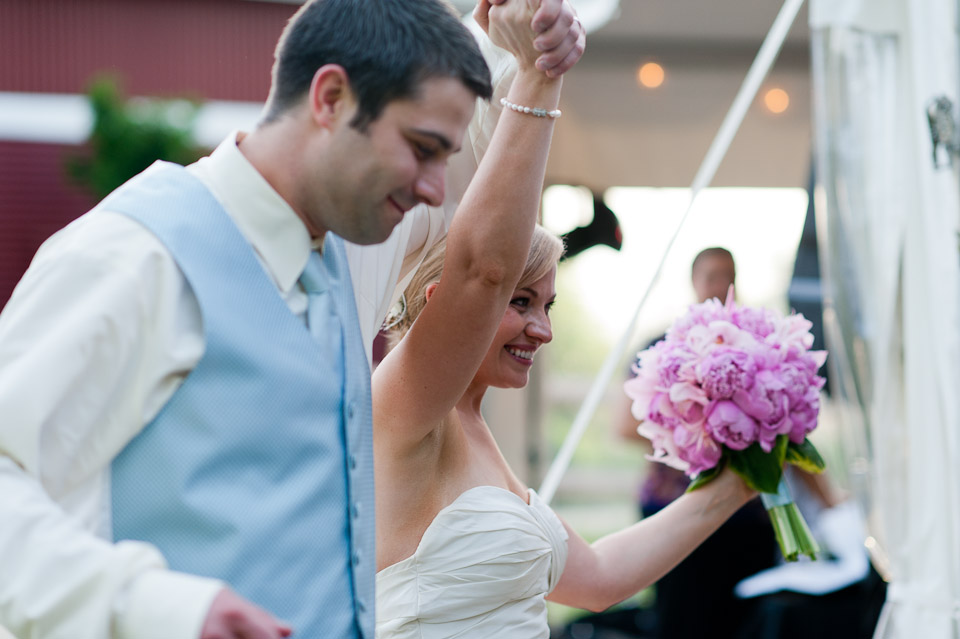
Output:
492,375,530,390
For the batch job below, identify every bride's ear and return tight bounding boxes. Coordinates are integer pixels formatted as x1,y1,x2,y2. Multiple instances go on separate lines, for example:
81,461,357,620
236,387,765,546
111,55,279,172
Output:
424,282,439,302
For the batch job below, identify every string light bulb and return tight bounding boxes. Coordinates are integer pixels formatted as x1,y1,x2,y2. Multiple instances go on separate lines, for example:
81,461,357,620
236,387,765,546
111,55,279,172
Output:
764,88,790,114
637,62,665,89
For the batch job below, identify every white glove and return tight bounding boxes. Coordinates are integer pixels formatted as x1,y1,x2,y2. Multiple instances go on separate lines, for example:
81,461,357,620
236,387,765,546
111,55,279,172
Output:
735,500,871,598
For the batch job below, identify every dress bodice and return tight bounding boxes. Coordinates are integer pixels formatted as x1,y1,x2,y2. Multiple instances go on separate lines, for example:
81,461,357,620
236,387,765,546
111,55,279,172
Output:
375,486,569,638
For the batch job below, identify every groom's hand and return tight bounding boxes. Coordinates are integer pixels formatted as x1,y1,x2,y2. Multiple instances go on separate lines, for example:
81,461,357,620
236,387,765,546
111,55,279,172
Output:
201,588,293,639
479,0,585,77
484,0,541,70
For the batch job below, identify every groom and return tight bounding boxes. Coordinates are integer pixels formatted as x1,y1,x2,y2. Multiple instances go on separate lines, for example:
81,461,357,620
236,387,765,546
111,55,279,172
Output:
0,0,583,638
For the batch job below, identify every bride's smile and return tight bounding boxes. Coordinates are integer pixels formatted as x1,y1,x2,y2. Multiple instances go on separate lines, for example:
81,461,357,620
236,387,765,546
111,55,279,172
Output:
478,268,556,389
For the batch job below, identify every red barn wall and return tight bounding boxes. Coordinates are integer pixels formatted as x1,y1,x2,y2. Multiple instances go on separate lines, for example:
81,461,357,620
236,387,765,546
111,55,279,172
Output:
0,0,296,100
0,0,300,306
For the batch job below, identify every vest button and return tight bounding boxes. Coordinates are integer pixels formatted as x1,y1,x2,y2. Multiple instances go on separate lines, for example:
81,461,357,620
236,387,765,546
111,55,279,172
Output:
357,599,367,613
352,502,362,519
352,550,362,566
348,454,358,470
347,402,356,420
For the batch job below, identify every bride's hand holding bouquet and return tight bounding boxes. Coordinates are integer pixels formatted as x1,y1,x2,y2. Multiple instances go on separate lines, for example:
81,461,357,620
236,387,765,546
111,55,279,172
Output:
624,286,827,561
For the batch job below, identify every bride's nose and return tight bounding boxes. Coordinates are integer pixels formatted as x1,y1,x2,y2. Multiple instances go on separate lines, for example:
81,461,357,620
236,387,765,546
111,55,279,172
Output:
526,312,552,344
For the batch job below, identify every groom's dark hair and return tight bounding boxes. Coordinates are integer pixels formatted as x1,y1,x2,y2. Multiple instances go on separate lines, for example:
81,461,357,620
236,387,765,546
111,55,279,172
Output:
262,0,493,130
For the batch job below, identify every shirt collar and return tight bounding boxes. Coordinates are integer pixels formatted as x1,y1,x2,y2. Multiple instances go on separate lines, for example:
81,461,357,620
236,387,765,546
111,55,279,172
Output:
188,131,314,295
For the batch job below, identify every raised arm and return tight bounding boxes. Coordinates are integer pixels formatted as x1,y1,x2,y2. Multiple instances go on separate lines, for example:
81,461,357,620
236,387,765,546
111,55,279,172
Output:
547,467,756,612
373,0,576,447
343,0,585,361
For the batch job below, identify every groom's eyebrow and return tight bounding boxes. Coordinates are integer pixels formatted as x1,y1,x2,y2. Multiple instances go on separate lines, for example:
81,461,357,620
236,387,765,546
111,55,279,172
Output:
410,128,460,153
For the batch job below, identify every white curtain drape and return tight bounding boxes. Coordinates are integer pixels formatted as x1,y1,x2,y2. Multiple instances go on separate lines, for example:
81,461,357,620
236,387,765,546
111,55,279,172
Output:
810,0,960,636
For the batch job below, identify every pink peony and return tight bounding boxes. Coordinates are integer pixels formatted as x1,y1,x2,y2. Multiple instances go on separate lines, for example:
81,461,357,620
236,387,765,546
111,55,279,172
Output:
732,370,791,452
704,400,759,450
787,389,821,443
732,306,780,339
623,287,828,563
685,320,753,355
668,380,709,422
672,419,723,475
638,420,689,472
645,391,677,425
767,312,816,352
624,371,658,420
695,347,757,399
649,341,698,388
666,298,729,342
624,288,826,478
776,359,825,407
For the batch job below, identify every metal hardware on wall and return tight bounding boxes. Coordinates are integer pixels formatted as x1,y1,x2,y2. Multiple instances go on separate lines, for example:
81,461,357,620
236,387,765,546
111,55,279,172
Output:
926,95,959,168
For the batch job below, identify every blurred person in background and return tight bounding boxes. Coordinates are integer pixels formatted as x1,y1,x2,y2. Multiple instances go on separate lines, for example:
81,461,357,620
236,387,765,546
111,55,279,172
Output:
614,247,779,639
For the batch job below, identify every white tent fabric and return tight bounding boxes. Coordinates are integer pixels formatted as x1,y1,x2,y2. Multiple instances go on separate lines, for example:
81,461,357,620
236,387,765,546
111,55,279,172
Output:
446,0,620,36
810,0,960,636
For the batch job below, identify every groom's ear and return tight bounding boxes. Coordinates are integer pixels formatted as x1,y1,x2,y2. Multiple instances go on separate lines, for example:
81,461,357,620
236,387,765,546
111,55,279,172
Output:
424,282,439,302
308,64,355,130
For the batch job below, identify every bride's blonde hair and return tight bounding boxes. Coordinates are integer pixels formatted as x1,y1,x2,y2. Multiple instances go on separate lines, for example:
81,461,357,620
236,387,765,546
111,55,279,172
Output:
386,225,564,348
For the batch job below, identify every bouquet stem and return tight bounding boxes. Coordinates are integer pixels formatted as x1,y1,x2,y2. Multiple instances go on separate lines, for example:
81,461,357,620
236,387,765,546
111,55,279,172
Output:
760,478,819,562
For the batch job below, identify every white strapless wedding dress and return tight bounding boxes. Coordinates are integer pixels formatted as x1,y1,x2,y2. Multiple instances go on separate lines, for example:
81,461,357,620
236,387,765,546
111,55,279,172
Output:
376,486,569,638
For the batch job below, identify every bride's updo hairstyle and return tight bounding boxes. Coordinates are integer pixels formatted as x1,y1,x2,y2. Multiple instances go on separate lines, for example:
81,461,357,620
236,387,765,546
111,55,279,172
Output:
386,225,564,348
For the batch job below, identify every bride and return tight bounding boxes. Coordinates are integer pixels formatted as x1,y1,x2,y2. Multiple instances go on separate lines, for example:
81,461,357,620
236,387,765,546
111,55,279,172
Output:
373,2,754,638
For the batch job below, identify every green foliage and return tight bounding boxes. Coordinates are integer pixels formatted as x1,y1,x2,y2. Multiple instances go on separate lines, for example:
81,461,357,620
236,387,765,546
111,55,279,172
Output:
67,76,205,199
785,438,826,474
727,435,788,493
686,436,827,511
686,459,723,491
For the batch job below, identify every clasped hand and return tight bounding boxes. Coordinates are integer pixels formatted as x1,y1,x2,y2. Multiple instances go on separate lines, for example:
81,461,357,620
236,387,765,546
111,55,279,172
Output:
476,0,585,77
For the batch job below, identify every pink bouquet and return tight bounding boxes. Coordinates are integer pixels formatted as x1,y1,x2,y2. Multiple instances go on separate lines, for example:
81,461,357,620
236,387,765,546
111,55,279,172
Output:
624,287,826,561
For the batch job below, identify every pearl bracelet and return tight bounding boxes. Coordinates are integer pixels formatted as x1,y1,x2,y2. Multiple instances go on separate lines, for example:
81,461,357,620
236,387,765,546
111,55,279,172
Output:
500,97,561,119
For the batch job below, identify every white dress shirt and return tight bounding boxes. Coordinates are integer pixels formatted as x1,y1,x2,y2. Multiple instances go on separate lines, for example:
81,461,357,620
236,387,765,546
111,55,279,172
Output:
0,135,446,639
0,28,513,638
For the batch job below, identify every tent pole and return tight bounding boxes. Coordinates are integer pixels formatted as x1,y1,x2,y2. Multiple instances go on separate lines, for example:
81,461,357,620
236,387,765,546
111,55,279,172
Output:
539,0,808,504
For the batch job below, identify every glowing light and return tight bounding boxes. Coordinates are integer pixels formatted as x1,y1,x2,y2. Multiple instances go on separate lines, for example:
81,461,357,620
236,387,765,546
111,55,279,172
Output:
764,88,790,114
637,62,665,89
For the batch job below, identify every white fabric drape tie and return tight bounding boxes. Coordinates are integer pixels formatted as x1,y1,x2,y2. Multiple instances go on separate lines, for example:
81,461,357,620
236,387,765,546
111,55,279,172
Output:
884,583,960,618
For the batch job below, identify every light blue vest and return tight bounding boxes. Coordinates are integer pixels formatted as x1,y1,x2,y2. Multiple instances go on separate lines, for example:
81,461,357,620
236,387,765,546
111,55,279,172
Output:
106,163,375,638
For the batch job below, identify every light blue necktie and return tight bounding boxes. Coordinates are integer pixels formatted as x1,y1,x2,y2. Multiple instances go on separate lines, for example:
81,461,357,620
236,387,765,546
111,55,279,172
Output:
300,250,344,375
